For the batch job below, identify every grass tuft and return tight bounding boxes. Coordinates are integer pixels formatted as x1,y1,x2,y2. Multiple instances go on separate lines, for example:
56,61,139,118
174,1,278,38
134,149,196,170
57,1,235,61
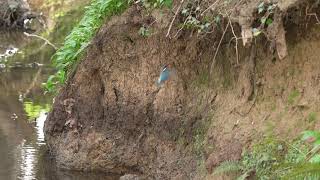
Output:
44,0,130,92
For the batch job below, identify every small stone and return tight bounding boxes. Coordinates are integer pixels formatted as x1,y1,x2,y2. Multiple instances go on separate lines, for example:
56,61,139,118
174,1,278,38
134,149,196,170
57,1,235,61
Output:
119,174,141,180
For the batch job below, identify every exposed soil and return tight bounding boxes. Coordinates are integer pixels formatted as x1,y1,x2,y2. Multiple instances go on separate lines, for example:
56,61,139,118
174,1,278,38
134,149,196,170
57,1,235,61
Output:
45,0,320,179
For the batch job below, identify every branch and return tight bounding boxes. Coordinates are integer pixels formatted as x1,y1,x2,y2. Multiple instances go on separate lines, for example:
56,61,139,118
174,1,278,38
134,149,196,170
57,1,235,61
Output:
24,32,58,50
166,0,184,38
201,0,220,16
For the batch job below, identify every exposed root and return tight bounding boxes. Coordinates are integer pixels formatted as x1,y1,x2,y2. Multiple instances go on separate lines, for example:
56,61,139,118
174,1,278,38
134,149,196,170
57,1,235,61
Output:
228,15,239,65
307,12,320,24
306,5,320,24
209,22,230,75
267,9,288,60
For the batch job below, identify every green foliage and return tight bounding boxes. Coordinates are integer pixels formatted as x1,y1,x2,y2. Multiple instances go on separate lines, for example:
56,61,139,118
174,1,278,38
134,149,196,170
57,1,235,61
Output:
284,140,308,164
23,101,51,121
180,2,212,34
48,5,88,45
261,17,273,26
281,163,320,180
132,0,172,8
44,0,130,92
252,28,262,37
213,133,320,179
278,131,320,179
213,160,243,175
258,2,265,14
243,137,285,179
138,26,151,37
214,136,285,179
257,2,276,15
253,2,276,37
302,131,320,147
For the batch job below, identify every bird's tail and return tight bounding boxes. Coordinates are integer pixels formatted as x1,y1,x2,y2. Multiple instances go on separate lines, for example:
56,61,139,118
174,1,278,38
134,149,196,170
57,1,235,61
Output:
155,78,162,87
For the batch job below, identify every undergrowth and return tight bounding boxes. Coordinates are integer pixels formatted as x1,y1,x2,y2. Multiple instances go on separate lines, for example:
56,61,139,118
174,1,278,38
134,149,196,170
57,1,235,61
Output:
44,0,130,92
214,131,320,180
213,131,320,179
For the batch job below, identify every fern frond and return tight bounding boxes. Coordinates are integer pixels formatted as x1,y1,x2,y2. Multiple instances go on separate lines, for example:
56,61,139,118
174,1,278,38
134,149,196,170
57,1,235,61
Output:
282,163,320,180
213,160,243,175
237,171,250,180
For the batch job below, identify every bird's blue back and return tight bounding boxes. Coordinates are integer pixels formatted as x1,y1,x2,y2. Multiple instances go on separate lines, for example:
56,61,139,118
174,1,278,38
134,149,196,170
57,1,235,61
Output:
160,67,170,82
157,66,170,86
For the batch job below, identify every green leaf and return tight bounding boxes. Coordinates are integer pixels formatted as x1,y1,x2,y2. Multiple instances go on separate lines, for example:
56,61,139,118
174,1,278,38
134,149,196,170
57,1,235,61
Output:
266,18,273,26
252,28,261,37
45,0,129,92
213,161,243,175
261,17,267,24
302,131,320,141
237,171,250,180
258,2,265,14
214,15,221,24
282,163,320,180
162,0,172,8
309,154,320,163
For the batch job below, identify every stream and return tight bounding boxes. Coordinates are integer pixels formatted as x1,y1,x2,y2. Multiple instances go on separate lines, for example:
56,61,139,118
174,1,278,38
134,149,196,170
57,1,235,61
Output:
0,30,118,179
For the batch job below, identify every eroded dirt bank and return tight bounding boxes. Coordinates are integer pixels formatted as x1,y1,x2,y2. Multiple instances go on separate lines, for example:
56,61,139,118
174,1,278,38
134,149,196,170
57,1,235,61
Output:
45,0,320,179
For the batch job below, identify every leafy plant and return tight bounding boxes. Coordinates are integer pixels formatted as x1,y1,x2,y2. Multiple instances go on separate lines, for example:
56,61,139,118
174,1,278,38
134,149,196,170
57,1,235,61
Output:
138,26,151,37
213,160,244,175
277,131,320,179
257,2,276,15
253,2,276,38
44,0,130,92
213,15,221,25
252,28,262,37
213,132,320,179
260,17,273,26
258,2,265,14
213,136,286,179
281,163,320,180
133,0,172,8
180,5,212,34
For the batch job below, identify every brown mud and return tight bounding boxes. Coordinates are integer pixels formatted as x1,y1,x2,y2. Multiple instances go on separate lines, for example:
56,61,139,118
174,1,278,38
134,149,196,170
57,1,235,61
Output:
45,0,320,179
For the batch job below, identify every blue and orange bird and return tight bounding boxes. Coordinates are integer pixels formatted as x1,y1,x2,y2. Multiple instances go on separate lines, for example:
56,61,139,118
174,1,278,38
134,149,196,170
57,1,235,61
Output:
156,64,171,87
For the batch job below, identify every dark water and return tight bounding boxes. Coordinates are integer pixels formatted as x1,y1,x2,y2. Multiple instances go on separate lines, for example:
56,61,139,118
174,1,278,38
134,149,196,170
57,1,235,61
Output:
0,31,118,180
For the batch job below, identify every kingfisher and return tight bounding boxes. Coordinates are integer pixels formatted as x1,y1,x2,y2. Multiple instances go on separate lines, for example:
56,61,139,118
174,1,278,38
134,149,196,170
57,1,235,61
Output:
156,64,171,87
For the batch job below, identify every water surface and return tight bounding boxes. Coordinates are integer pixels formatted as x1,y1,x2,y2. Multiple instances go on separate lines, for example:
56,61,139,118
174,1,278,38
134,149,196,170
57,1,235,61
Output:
0,31,119,180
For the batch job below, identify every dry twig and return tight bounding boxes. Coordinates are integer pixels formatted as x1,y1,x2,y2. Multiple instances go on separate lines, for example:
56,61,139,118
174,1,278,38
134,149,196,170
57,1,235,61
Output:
166,0,185,38
209,22,230,74
24,32,58,50
201,0,220,16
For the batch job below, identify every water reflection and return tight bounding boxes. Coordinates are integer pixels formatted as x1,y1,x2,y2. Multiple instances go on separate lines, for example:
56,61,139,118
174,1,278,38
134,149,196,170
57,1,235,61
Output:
35,111,46,145
18,142,37,180
0,30,119,180
16,111,46,180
